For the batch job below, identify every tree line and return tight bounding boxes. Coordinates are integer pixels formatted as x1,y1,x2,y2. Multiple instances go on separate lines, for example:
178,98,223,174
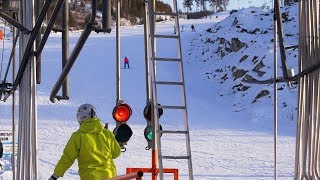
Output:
46,0,299,29
47,0,172,29
283,0,298,6
183,0,229,13
183,0,299,13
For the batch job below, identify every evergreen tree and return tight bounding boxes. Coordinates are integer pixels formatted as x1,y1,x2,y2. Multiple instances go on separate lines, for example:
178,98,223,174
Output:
209,0,228,12
201,0,207,11
183,0,193,13
283,0,298,6
194,0,207,12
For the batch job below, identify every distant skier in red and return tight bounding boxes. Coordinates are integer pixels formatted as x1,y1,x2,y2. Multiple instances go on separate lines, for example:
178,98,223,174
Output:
124,56,130,69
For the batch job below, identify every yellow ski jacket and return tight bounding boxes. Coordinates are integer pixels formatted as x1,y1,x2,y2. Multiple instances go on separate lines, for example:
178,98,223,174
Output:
54,117,121,179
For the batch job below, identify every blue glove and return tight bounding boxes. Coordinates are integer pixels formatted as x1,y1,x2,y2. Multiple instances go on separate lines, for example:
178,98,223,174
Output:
48,174,59,180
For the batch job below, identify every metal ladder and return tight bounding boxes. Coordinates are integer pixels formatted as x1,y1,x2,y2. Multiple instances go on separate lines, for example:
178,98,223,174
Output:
146,0,194,179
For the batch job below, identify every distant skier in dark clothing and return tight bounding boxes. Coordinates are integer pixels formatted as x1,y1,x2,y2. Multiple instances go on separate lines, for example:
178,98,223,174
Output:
124,57,130,69
191,24,196,32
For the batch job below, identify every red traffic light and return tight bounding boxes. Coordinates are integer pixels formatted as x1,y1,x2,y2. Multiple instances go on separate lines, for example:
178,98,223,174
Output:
113,103,132,122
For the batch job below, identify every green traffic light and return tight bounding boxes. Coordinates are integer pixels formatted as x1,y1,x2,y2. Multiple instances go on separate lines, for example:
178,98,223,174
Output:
144,125,162,142
146,127,153,140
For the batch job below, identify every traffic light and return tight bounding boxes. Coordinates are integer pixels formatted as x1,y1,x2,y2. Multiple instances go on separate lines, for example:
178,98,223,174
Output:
112,103,132,122
143,102,164,150
143,103,163,122
144,124,162,143
113,123,133,144
112,102,133,150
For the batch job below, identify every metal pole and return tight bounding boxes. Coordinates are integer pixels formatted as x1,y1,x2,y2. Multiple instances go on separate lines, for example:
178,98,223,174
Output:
308,0,316,177
16,6,22,172
102,0,111,29
313,0,320,178
35,0,42,84
302,1,310,177
18,0,37,179
31,37,38,180
12,17,16,180
298,1,309,178
116,0,121,102
102,0,107,28
148,0,163,178
274,0,289,81
143,0,150,101
36,0,65,58
143,2,156,178
62,0,69,97
273,4,278,179
294,1,304,178
50,0,97,102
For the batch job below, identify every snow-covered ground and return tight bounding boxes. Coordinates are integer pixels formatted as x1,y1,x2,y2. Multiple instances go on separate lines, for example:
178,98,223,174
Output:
0,8,297,180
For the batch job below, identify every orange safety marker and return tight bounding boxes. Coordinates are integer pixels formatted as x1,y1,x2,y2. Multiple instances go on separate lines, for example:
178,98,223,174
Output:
0,30,3,40
126,167,178,180
126,150,179,180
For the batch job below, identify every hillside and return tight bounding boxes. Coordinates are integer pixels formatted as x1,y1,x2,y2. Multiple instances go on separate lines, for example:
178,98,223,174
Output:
187,4,299,132
0,5,299,180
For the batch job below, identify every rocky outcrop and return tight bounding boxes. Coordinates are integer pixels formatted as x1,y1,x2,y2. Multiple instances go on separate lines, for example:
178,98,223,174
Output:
253,61,266,77
232,68,248,80
252,90,270,103
230,38,246,52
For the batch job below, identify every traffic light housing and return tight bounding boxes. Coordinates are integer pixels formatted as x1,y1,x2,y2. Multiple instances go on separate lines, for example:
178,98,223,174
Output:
113,123,133,144
143,102,164,150
112,103,132,122
143,103,163,122
144,124,162,143
112,102,133,150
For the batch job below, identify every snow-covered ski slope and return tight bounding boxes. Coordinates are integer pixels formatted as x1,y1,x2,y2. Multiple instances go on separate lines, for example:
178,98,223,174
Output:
0,9,296,180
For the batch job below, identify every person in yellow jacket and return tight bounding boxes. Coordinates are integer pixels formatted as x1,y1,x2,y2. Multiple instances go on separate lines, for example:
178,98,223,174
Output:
49,104,121,180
